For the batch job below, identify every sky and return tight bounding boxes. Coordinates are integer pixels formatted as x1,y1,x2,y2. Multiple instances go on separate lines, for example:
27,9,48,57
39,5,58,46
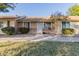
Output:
0,3,75,16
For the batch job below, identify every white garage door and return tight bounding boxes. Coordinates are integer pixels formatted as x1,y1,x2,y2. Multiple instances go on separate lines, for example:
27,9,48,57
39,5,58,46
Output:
37,23,44,34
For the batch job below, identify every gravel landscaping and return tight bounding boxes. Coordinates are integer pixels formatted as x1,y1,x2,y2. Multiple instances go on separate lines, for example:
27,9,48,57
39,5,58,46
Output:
0,34,79,56
0,40,79,56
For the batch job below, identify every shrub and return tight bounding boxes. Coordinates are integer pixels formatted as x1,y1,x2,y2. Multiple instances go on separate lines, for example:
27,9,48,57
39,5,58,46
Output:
1,27,15,35
62,28,75,35
18,27,29,34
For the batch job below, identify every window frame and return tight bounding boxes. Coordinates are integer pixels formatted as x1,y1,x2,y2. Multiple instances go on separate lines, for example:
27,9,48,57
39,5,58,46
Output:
62,21,70,29
44,22,51,30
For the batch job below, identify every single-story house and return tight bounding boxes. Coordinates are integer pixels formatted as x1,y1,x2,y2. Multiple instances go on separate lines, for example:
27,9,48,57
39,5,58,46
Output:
0,16,79,35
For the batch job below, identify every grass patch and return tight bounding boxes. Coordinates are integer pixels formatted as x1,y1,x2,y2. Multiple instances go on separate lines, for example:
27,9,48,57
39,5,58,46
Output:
0,40,79,56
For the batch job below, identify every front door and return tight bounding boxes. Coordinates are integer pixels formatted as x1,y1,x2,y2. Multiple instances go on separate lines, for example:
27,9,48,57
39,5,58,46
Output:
37,23,44,34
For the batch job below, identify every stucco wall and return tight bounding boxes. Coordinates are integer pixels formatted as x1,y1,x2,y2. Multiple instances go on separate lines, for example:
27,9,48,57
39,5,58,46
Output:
51,21,62,34
0,20,16,34
51,21,79,35
70,22,79,34
29,22,37,34
9,20,15,27
56,21,79,35
57,21,62,34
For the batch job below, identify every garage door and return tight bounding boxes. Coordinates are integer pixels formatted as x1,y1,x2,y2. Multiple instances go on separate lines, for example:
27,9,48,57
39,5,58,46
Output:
37,23,44,34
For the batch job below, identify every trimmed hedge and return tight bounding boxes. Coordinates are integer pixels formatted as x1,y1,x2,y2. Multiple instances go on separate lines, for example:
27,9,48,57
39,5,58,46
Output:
62,28,75,35
18,27,29,34
1,27,15,35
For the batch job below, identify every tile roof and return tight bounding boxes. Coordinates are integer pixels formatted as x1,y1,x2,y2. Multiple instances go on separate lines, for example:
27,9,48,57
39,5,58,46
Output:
0,16,79,22
0,16,16,19
67,16,79,21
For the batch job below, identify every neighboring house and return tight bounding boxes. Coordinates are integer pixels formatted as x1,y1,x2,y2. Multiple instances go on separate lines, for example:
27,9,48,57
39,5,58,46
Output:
0,16,79,35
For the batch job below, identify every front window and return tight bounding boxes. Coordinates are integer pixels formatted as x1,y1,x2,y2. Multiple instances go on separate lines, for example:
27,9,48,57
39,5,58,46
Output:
62,22,70,29
44,22,51,30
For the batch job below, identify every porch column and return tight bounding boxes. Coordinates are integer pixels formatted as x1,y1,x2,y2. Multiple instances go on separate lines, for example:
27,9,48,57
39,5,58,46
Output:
7,20,10,27
15,21,18,34
42,22,44,34
27,22,30,29
51,22,54,34
51,22,52,30
43,22,44,29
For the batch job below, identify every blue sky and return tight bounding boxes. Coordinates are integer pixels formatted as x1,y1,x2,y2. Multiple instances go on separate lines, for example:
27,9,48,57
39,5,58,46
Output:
0,3,75,16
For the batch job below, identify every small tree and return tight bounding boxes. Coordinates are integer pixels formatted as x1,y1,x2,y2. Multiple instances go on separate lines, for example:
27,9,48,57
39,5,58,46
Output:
0,3,15,13
68,4,79,16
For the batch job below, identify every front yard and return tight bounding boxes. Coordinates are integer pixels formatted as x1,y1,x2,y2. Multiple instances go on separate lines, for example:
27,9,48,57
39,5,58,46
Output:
0,40,79,56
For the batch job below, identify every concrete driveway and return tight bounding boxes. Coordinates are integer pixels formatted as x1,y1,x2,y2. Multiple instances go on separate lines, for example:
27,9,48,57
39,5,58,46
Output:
34,35,79,42
0,34,79,42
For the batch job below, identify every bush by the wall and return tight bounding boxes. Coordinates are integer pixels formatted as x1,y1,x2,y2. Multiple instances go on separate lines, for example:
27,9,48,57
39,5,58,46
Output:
18,27,29,34
62,28,75,35
1,27,15,35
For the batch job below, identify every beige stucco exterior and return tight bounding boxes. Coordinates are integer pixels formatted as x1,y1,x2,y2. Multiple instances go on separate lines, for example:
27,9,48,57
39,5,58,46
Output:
29,22,37,34
0,16,16,34
0,20,16,34
69,22,79,34
0,16,79,35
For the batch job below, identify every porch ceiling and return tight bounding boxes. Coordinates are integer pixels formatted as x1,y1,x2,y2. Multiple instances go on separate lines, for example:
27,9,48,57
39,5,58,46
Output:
17,18,52,22
0,16,16,21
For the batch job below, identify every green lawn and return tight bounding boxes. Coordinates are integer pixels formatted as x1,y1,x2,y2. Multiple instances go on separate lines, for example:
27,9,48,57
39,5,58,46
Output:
0,40,79,56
